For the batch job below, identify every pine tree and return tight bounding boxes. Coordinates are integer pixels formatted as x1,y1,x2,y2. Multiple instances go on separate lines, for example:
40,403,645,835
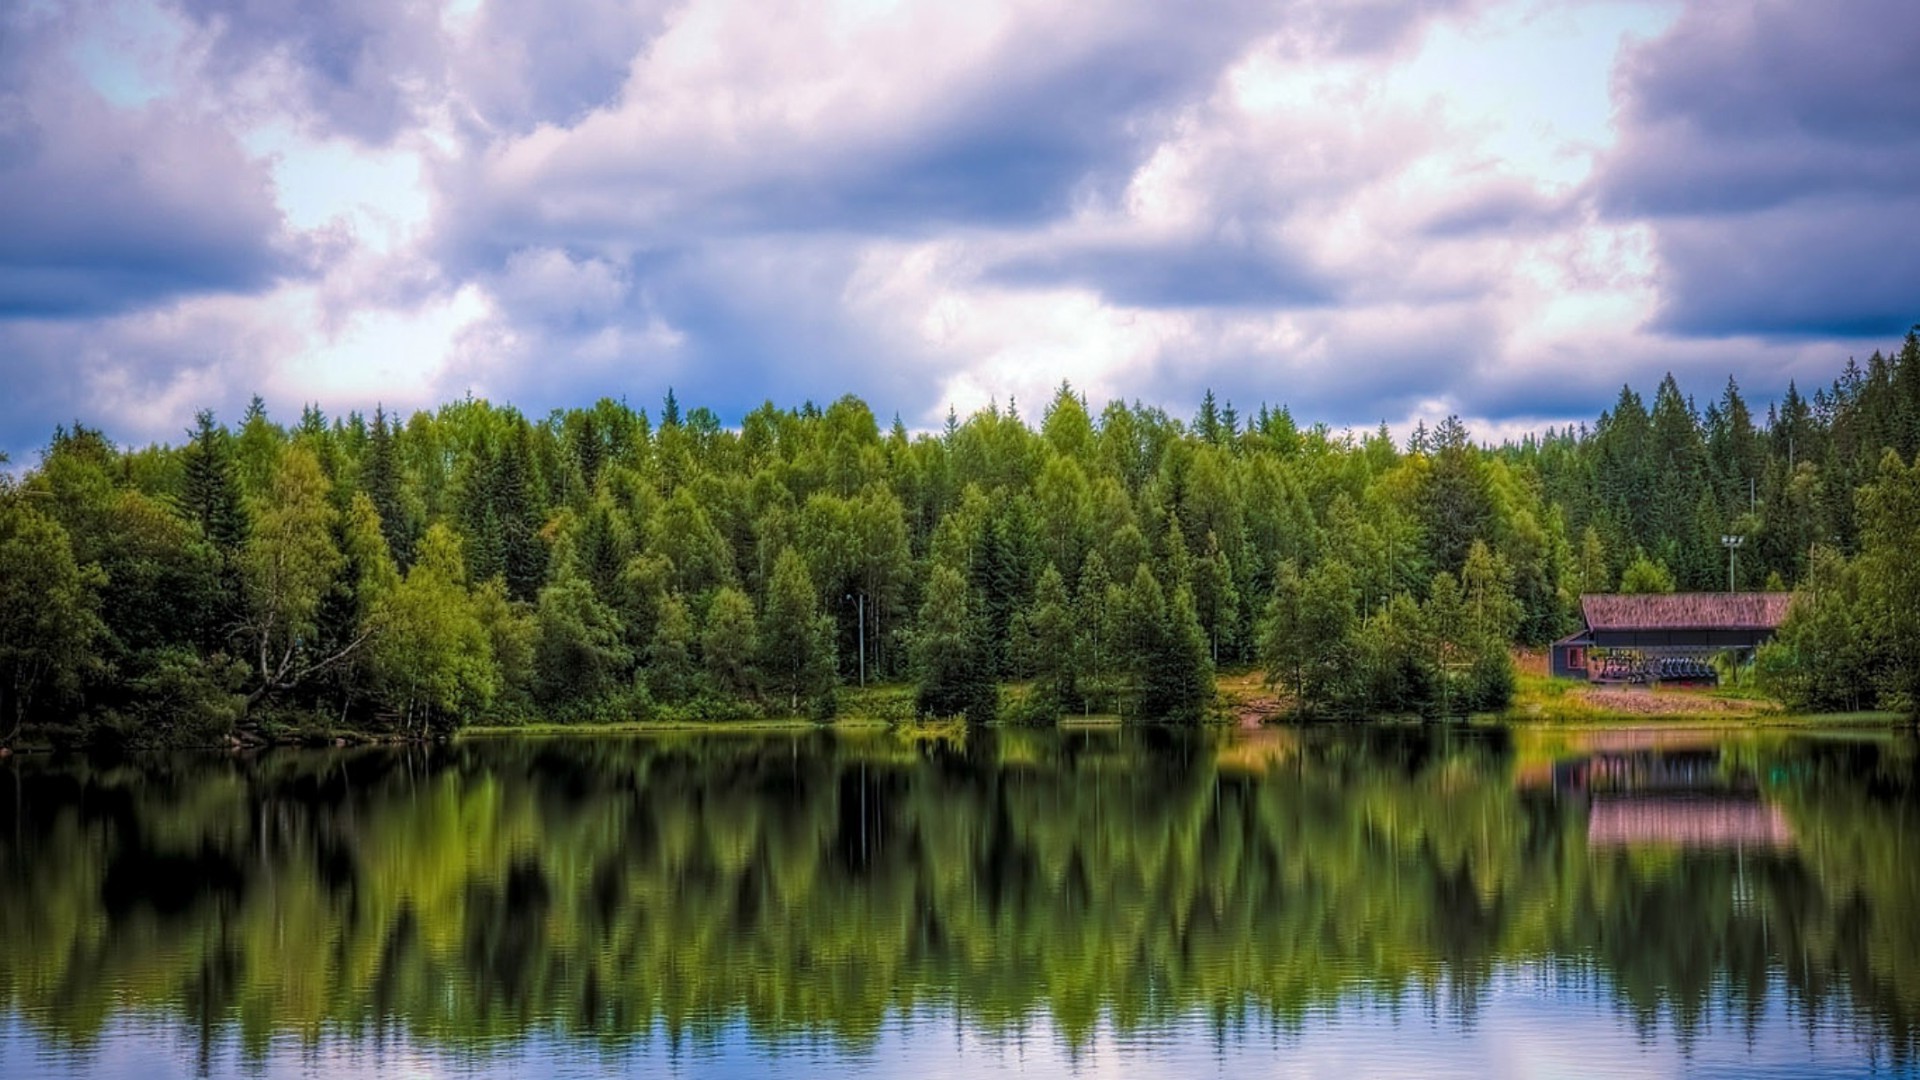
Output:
1141,583,1212,722
362,406,414,568
496,417,548,601
1423,415,1493,575
181,410,248,552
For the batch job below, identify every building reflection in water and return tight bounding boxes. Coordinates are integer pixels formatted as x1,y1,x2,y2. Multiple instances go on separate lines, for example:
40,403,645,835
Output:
1518,731,1795,850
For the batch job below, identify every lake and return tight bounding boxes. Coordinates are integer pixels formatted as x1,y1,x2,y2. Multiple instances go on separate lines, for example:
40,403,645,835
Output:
1,725,1916,1078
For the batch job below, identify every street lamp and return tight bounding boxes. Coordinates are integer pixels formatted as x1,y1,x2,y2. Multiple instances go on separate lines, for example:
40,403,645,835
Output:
1721,534,1744,593
844,592,865,687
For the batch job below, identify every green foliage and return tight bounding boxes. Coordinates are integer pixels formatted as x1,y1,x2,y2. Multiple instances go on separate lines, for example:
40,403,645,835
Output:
1259,559,1360,714
760,548,837,715
241,446,346,699
702,586,759,699
535,574,632,707
1024,564,1077,719
373,524,496,730
1765,450,1920,717
9,324,1920,741
0,497,104,734
645,593,698,703
1140,582,1213,722
1618,548,1677,594
1857,450,1920,713
913,564,994,721
1757,546,1874,712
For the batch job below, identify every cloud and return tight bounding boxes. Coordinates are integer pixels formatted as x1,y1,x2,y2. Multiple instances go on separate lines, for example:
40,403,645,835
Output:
1595,0,1920,339
445,0,676,133
0,9,296,317
171,0,448,144
5,0,1917,466
987,238,1337,310
440,0,1481,263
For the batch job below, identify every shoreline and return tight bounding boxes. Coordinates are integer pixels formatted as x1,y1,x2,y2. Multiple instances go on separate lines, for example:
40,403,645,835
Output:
3,690,1909,754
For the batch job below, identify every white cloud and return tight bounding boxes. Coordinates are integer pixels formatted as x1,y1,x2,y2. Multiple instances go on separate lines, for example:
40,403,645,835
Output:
4,0,1908,460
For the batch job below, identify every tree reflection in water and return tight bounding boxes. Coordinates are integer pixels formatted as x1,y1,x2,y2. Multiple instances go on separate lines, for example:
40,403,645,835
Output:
0,726,1915,1068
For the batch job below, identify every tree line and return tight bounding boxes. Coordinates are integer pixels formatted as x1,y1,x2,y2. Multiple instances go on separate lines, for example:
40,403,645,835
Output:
2,329,1919,743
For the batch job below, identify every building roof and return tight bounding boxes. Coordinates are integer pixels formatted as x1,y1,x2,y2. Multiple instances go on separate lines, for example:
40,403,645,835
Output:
1580,592,1793,632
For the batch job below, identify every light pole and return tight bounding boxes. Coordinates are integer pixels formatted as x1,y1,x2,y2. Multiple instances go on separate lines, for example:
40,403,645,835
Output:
1721,534,1744,593
845,592,866,687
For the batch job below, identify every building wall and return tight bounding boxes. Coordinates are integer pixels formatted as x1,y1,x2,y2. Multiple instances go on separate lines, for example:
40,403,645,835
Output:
1590,629,1775,650
1550,642,1590,680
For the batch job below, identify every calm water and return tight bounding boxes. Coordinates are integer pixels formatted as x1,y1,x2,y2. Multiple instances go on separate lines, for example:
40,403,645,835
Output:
1,725,1916,1079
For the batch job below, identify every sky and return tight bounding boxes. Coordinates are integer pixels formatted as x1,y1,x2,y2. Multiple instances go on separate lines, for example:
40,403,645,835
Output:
3,0,1918,459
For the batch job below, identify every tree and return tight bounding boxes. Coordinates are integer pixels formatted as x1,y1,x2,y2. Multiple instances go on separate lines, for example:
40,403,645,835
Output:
1140,583,1212,722
181,410,248,552
1856,450,1920,714
1460,540,1521,646
759,549,836,715
1025,563,1077,718
1618,548,1677,595
534,574,632,707
1756,546,1872,712
372,524,495,732
1191,530,1240,663
914,565,992,720
241,447,359,705
0,499,103,736
1422,415,1493,575
362,405,414,568
472,577,535,713
702,587,759,699
646,594,697,704
1453,542,1519,711
1576,525,1610,595
1259,559,1360,715
234,395,283,499
315,492,401,716
1074,550,1115,714
1357,593,1434,713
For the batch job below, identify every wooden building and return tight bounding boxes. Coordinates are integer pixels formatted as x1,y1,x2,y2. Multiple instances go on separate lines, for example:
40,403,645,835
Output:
1549,592,1793,681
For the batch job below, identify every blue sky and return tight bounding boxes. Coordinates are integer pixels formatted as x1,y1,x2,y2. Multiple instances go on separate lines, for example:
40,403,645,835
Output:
3,0,1917,458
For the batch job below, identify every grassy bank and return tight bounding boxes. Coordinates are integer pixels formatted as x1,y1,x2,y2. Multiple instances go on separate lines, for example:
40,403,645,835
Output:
1500,663,1908,727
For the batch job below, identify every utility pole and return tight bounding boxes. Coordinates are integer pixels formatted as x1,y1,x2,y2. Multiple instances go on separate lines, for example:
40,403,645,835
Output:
846,592,866,687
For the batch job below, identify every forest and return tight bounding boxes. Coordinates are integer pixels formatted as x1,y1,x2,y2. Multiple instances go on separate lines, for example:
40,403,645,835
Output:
2,330,1920,745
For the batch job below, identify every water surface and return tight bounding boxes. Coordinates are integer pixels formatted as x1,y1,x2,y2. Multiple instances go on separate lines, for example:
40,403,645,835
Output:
1,725,1915,1077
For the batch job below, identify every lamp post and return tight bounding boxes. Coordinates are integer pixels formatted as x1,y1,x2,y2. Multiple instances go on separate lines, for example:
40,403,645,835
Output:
845,592,865,687
1721,534,1744,593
